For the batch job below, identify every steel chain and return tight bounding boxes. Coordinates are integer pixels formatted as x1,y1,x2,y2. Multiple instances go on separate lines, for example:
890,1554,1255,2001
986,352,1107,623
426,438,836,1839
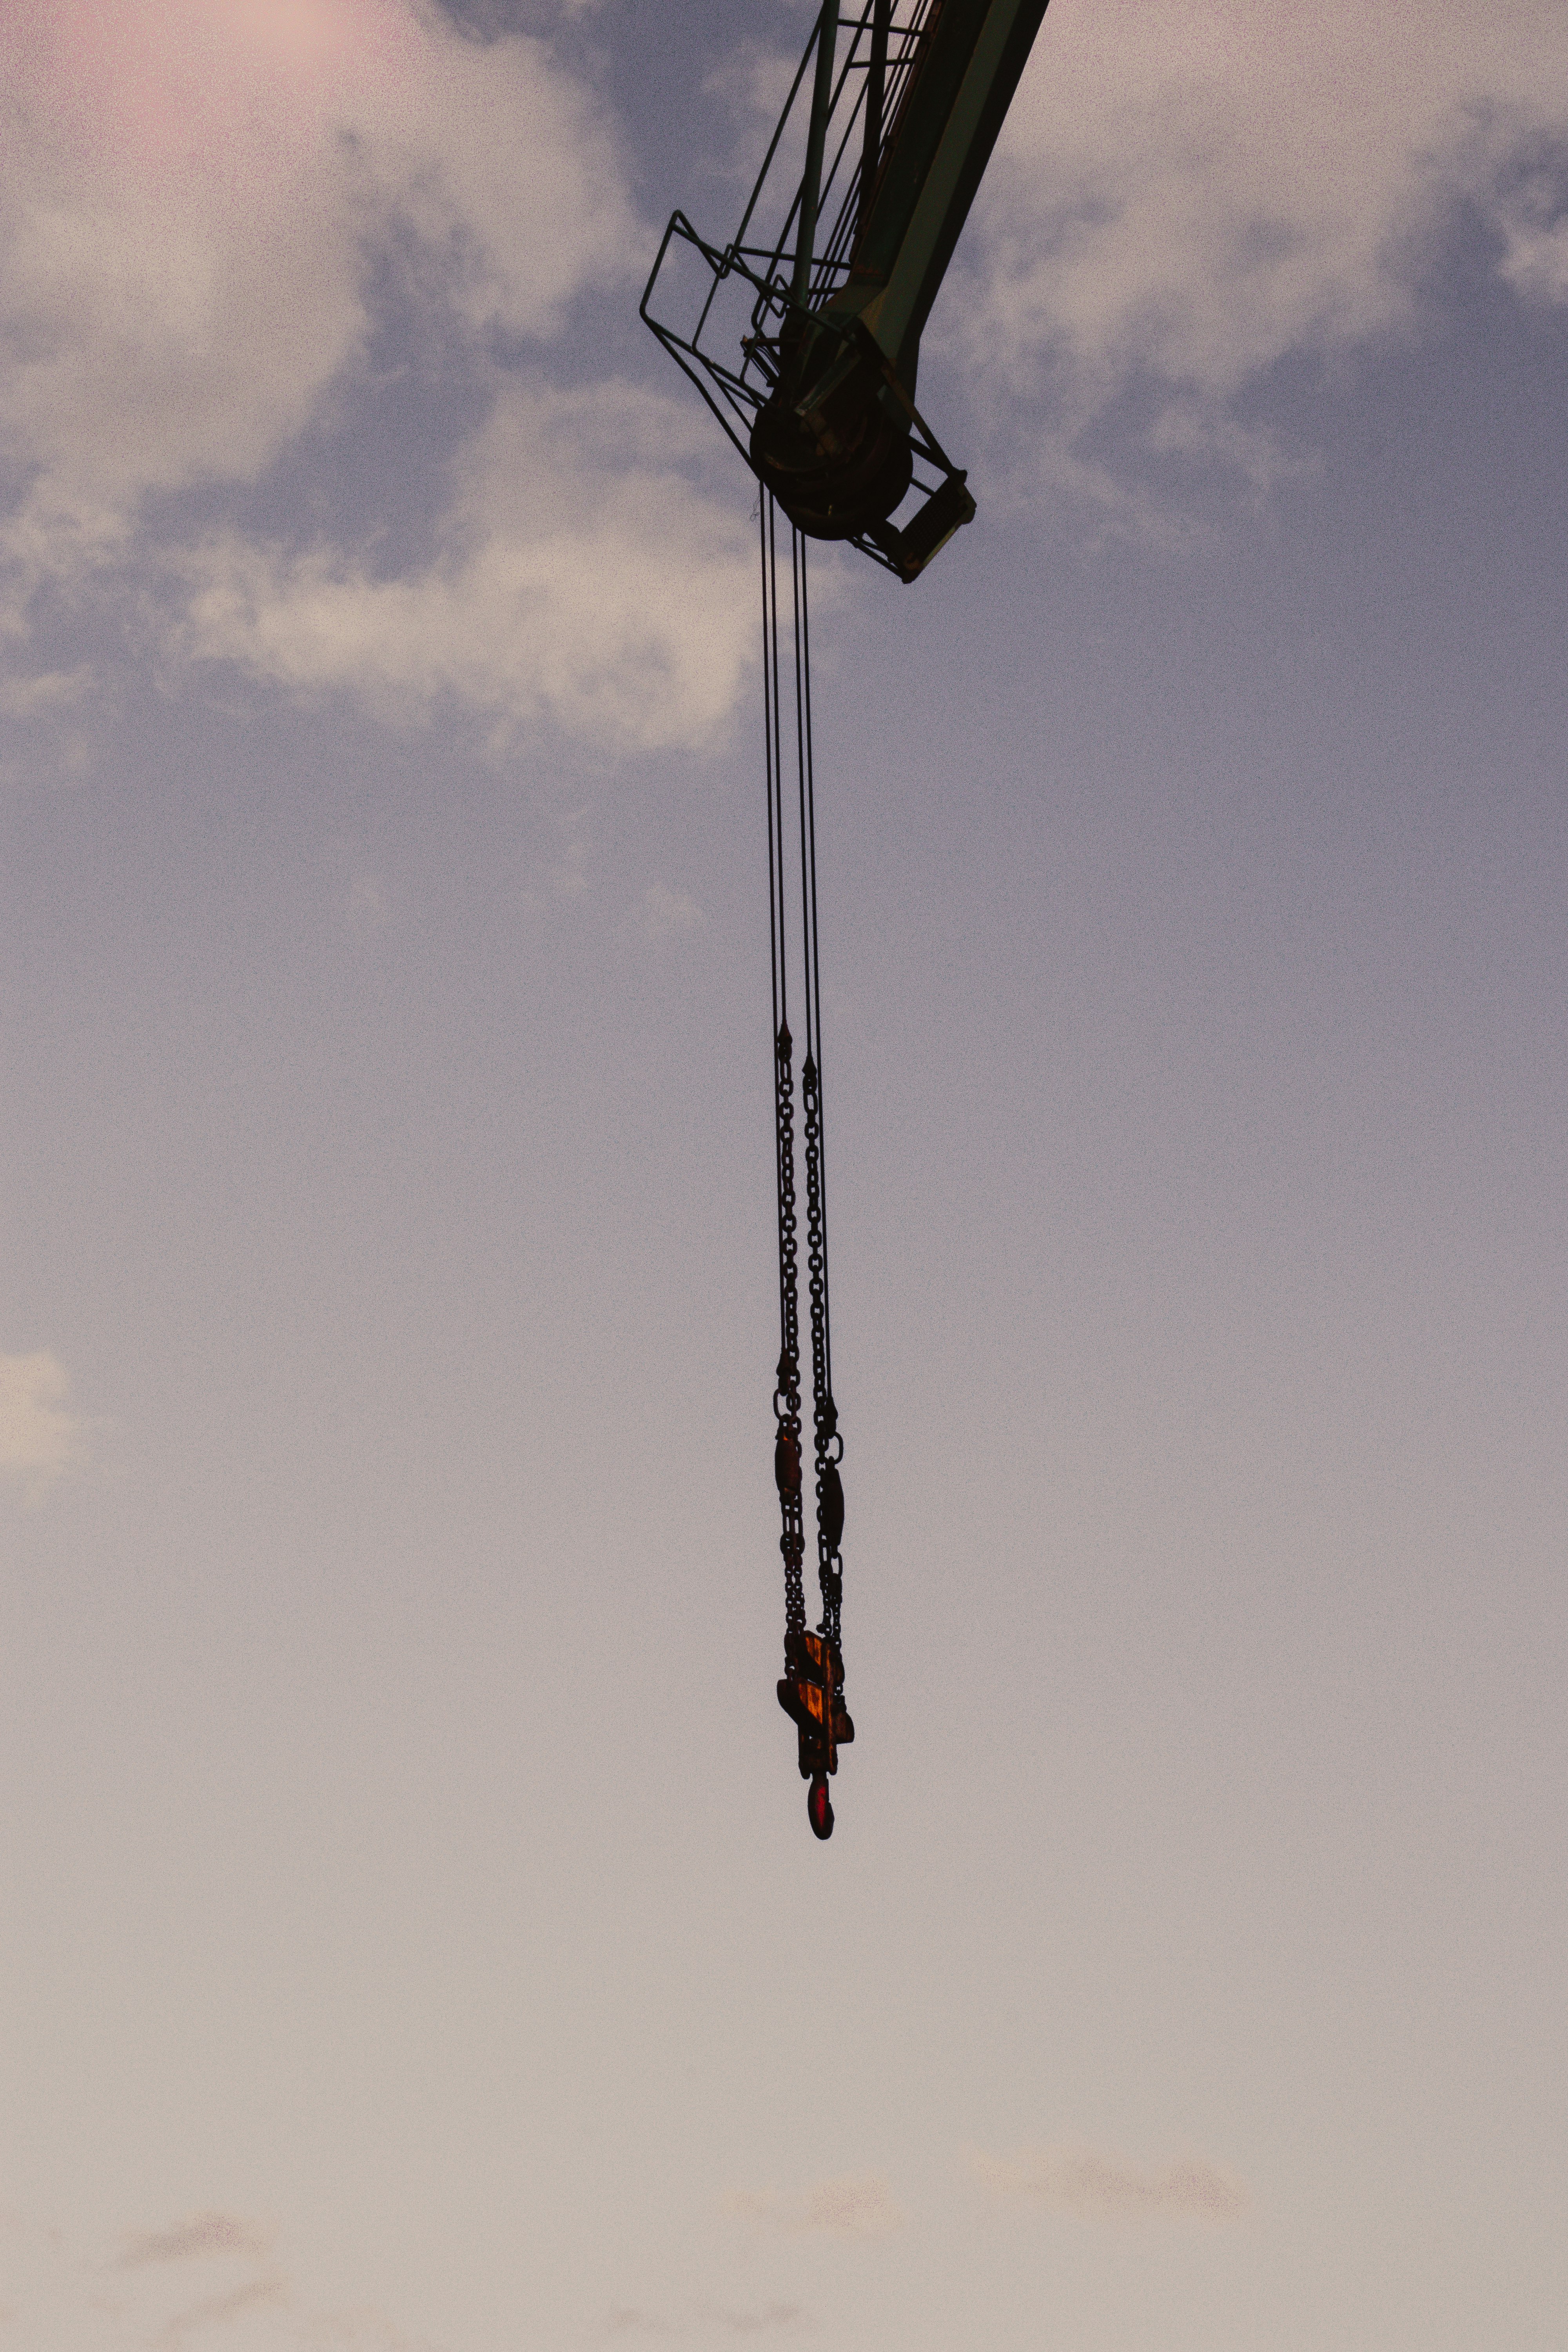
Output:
801,1051,843,1646
773,1022,807,1635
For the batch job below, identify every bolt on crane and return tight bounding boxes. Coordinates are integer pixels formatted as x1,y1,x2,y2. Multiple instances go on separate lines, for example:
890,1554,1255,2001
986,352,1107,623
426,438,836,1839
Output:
643,0,1053,1835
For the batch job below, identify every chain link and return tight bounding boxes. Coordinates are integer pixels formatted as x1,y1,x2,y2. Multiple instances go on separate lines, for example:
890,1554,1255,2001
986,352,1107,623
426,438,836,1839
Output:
763,497,848,1796
801,1051,843,1646
773,1021,806,1636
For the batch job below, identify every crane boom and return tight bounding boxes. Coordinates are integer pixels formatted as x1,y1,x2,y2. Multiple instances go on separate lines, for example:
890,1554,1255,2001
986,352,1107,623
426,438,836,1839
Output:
642,0,1053,580
826,0,1050,400
755,0,1049,558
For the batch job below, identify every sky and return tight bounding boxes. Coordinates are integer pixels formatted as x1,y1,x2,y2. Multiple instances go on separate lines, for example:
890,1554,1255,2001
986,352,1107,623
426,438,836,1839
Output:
2,1,1566,2347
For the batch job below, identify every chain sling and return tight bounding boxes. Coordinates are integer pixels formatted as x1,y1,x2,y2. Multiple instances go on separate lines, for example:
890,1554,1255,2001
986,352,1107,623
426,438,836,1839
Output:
761,496,854,1840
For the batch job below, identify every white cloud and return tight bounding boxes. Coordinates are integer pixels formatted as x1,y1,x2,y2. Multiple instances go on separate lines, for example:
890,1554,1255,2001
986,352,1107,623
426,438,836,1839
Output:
726,2172,903,2239
0,1350,85,1502
700,44,805,194
345,870,393,928
608,2306,806,2340
1495,169,1568,302
0,1,759,755
0,0,641,581
965,2140,1249,2223
169,378,755,753
948,0,1568,494
0,662,94,717
643,879,704,940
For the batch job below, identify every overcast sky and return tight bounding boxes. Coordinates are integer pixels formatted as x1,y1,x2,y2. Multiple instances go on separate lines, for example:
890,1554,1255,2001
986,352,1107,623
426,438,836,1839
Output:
3,2,1566,2348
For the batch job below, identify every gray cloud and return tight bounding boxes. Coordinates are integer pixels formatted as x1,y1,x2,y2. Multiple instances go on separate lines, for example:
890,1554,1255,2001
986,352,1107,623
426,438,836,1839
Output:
6,2211,432,2350
966,2142,1250,2223
118,2212,276,2269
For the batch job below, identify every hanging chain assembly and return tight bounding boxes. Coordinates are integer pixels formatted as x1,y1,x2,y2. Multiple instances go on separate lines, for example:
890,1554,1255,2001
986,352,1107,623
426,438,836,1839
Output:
761,497,854,1841
642,0,1063,1845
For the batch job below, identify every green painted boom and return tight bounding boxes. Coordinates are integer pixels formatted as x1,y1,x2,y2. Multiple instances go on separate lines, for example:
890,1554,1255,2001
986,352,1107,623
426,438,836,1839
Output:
827,0,1052,399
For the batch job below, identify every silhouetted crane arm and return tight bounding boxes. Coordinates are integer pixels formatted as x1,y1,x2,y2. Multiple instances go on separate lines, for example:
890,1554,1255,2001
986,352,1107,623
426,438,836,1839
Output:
642,0,1052,575
833,0,1051,398
753,0,1050,564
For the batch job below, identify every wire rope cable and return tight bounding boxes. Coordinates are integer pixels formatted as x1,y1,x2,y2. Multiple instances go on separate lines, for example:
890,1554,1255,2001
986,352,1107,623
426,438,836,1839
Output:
761,493,851,1820
762,497,806,1641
